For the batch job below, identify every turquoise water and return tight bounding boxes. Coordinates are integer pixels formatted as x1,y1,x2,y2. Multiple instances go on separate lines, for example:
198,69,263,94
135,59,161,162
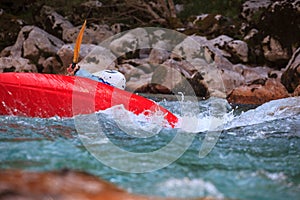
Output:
0,97,299,200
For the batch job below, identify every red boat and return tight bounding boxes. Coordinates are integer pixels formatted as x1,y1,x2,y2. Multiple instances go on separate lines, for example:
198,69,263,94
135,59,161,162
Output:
0,72,178,128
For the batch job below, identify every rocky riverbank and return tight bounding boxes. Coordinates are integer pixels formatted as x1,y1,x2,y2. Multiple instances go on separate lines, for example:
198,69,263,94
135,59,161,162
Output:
0,0,299,105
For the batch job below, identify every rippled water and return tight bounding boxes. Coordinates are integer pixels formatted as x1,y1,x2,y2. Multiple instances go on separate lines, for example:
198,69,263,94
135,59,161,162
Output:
0,96,299,200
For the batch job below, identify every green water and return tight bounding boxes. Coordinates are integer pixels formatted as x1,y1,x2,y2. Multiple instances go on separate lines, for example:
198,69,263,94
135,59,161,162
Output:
0,97,299,200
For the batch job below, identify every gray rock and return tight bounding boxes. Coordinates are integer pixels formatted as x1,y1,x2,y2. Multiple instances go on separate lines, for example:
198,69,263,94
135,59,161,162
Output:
0,57,37,72
42,56,64,74
36,5,74,39
3,26,64,62
262,35,290,63
281,47,300,93
241,0,272,22
210,35,249,63
57,43,98,68
63,23,113,44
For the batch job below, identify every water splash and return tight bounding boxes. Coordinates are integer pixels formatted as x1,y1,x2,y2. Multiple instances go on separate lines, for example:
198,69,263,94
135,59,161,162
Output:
225,96,300,130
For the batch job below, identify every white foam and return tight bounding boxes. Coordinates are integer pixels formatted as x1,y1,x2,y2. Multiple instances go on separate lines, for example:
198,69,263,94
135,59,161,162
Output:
157,177,224,198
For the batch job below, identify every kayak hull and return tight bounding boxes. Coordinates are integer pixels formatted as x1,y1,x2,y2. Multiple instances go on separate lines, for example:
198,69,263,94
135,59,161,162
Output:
0,73,178,127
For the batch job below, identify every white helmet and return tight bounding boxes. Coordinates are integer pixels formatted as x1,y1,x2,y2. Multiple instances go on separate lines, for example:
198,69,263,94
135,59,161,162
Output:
93,70,126,90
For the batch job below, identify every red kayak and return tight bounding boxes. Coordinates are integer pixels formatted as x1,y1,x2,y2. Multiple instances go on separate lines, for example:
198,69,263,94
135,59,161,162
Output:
0,72,178,128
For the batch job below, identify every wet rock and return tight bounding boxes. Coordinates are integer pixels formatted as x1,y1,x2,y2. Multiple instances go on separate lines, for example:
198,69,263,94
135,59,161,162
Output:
0,169,146,200
0,169,220,200
0,57,37,72
281,47,300,93
227,78,289,105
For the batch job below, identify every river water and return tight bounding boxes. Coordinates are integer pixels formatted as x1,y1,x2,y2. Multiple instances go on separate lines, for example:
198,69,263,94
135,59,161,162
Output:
0,96,299,200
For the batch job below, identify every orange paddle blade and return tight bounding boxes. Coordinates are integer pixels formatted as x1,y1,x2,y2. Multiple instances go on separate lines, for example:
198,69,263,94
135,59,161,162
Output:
73,20,87,64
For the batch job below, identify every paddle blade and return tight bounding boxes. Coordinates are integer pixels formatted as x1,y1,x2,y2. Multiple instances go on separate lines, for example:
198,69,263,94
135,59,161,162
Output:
73,20,87,64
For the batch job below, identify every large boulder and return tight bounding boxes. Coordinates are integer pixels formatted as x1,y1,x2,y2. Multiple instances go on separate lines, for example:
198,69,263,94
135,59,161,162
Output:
1,26,64,61
281,47,300,93
227,78,289,105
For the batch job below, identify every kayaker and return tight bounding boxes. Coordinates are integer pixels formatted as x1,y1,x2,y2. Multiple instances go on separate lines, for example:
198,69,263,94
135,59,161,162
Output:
66,20,126,90
67,63,126,90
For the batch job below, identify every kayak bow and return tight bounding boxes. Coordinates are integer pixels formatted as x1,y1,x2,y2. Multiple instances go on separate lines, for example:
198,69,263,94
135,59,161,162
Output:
0,72,178,128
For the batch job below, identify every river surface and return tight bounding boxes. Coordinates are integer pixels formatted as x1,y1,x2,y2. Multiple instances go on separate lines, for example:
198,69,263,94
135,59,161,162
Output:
0,96,299,200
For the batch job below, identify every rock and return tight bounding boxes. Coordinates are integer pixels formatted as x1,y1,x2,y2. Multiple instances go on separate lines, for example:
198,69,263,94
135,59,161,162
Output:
210,35,249,63
42,56,64,74
35,5,74,40
258,0,300,66
127,73,153,93
0,169,220,200
293,85,300,96
241,0,272,23
281,47,300,93
0,11,24,51
148,48,170,64
78,45,117,73
258,0,300,48
262,35,290,66
0,169,145,200
57,43,97,69
1,26,64,67
0,57,37,72
172,35,242,98
227,78,289,105
118,63,146,81
241,0,300,67
63,23,114,44
186,14,238,39
108,28,150,58
149,59,209,98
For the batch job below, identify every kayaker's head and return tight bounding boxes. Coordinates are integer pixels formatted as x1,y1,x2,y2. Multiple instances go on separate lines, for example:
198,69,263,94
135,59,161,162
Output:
93,70,126,90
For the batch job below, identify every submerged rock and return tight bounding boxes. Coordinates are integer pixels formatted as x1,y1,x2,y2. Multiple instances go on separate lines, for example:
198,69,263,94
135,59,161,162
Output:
0,169,221,200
